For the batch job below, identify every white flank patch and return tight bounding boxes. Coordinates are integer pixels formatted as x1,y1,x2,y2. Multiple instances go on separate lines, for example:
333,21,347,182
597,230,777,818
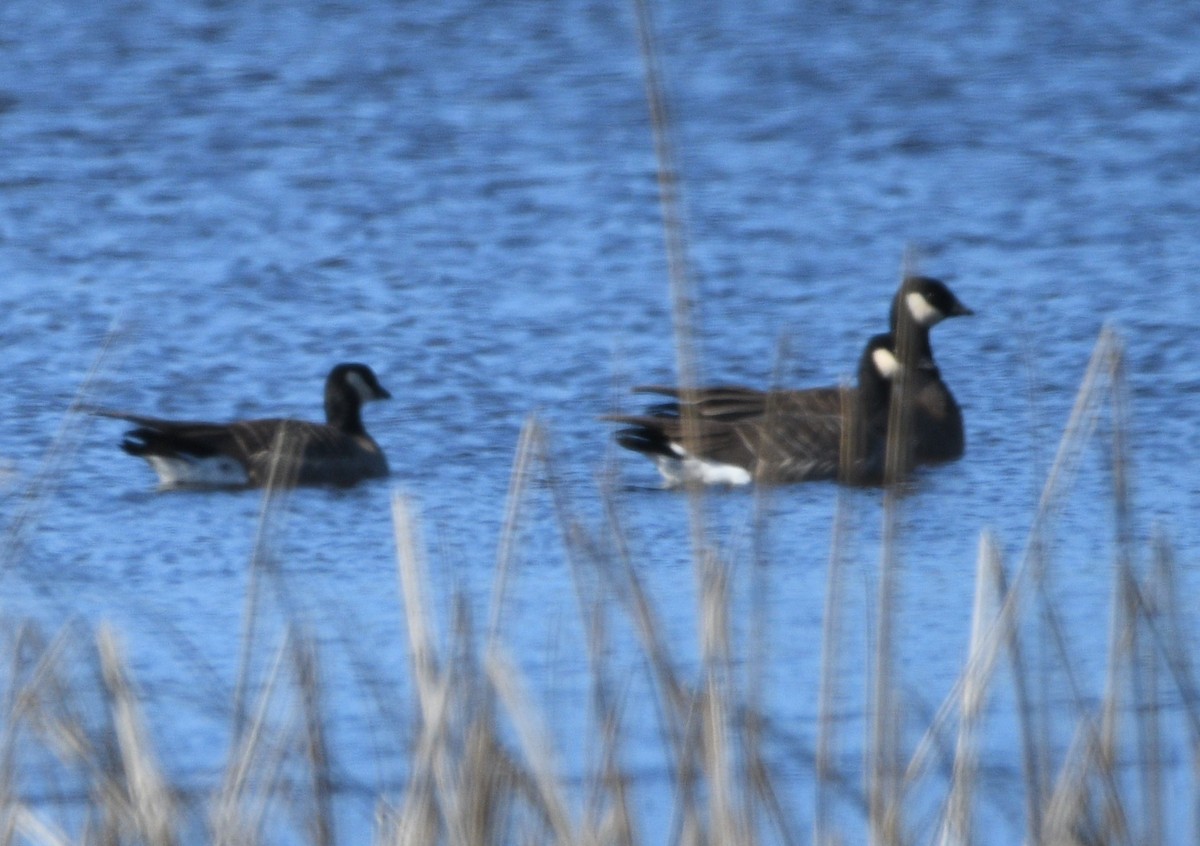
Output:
346,371,376,403
146,455,248,488
905,291,944,327
871,347,901,379
653,452,753,487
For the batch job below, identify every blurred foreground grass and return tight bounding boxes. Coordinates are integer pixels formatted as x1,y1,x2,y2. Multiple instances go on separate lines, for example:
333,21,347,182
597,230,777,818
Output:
1,327,1197,845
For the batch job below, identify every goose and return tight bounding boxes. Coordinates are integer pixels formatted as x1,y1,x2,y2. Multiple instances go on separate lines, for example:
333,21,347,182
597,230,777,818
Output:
93,362,391,489
888,275,973,461
609,276,973,485
607,333,904,486
620,275,973,470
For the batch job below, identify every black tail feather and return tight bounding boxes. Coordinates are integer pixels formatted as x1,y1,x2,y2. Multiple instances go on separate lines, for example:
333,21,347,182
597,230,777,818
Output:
614,426,675,459
119,427,218,460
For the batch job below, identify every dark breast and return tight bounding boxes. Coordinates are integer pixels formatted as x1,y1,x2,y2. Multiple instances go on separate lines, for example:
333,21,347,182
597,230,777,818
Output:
229,420,389,486
909,375,965,462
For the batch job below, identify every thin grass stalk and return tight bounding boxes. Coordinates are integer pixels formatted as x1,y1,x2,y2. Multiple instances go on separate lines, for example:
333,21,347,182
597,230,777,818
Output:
1022,331,1116,753
868,258,927,845
594,467,700,824
213,630,294,845
595,484,708,844
9,626,98,783
96,625,177,846
291,633,335,846
1146,532,1200,842
392,494,441,724
997,555,1041,846
937,531,1004,846
1133,559,1164,846
484,649,576,844
232,431,299,741
896,330,1119,843
10,807,70,846
532,410,635,843
586,676,637,846
1096,568,1134,845
897,555,1017,805
596,477,689,723
815,485,852,846
390,493,464,846
1105,328,1163,845
487,417,542,646
630,0,698,400
630,0,714,580
1041,718,1103,843
533,446,639,846
735,348,800,846
1097,332,1132,838
0,624,79,846
870,448,906,843
460,710,517,846
697,549,746,845
1147,534,1200,735
0,627,21,846
988,327,1117,837
1038,614,1134,844
869,502,900,845
1,319,120,579
386,670,452,846
739,693,801,842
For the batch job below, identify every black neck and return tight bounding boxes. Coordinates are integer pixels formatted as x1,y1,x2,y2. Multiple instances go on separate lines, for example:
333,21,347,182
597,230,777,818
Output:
891,312,934,366
856,351,892,420
325,384,366,435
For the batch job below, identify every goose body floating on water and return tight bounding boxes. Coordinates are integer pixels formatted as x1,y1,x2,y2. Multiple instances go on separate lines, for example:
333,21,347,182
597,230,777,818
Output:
608,333,904,486
94,363,391,489
609,276,973,486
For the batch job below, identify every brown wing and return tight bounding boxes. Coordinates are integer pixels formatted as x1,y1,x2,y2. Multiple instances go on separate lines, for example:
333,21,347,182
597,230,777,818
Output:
608,385,855,483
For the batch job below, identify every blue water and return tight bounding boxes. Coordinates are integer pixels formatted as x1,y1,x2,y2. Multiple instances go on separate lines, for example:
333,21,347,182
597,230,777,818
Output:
2,0,1199,841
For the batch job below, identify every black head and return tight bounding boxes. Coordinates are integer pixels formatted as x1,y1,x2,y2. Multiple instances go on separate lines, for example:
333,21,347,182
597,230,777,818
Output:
888,275,974,331
325,363,390,431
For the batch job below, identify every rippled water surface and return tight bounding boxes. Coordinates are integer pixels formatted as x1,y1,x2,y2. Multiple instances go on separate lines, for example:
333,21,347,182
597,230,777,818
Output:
2,0,1199,840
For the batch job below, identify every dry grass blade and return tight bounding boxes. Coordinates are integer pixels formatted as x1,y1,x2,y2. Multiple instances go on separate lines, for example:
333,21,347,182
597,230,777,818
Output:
291,634,335,846
388,493,458,846
631,0,697,394
631,0,714,557
232,428,300,742
870,486,904,843
4,322,1196,845
488,417,544,645
873,327,1138,846
213,631,293,845
697,553,745,844
392,494,441,719
815,489,852,846
485,648,577,844
937,531,1005,846
10,806,71,846
2,319,121,576
96,625,177,846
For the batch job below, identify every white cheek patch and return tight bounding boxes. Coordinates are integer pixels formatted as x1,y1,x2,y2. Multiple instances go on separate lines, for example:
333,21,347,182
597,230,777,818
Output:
906,291,944,327
872,347,901,379
346,371,375,402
